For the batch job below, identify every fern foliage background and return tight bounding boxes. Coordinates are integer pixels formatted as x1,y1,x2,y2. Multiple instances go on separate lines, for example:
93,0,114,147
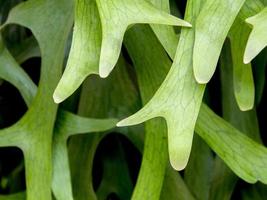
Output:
0,0,267,199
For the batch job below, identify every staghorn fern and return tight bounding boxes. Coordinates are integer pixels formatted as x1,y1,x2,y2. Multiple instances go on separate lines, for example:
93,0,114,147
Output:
0,0,267,199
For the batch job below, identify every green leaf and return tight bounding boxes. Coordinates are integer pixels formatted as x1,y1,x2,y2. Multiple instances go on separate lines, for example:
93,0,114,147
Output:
193,0,246,83
96,138,133,200
125,25,169,200
1,1,267,199
0,192,25,200
96,0,191,78
227,0,263,137
196,104,267,184
254,48,267,105
8,36,40,64
118,0,204,171
149,0,179,58
0,36,36,106
229,18,255,111
209,39,261,200
52,110,117,200
238,0,264,21
244,7,267,64
184,135,213,200
68,57,141,200
53,0,101,103
208,2,264,196
68,134,100,200
0,0,74,199
160,165,195,200
53,0,191,104
0,23,118,200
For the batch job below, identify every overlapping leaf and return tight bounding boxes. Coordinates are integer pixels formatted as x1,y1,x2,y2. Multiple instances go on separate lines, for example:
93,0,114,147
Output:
67,57,141,200
0,0,74,199
96,0,191,78
53,0,101,103
1,0,267,199
149,0,179,58
196,104,267,184
0,15,120,200
118,0,205,171
125,25,169,200
209,39,261,200
226,0,264,110
193,0,246,83
53,0,191,103
52,111,117,200
229,18,255,111
244,7,267,64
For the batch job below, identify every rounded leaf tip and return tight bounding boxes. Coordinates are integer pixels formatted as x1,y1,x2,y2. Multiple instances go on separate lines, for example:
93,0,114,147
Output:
99,64,111,78
170,158,187,171
53,92,63,104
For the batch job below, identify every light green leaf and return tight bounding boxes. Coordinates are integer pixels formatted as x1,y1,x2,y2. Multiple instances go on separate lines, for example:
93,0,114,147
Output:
0,0,74,199
53,0,101,103
226,0,264,111
229,18,255,111
68,56,141,200
96,0,191,78
52,110,117,200
196,104,267,184
125,25,169,200
53,0,190,104
0,20,123,200
244,7,267,64
209,39,261,200
118,0,205,171
149,0,179,58
238,0,264,20
56,111,117,136
193,0,246,83
0,37,36,106
2,1,267,199
227,0,263,137
0,22,117,200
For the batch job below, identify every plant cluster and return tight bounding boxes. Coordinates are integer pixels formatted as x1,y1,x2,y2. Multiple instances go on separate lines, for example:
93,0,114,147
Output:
0,0,267,199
